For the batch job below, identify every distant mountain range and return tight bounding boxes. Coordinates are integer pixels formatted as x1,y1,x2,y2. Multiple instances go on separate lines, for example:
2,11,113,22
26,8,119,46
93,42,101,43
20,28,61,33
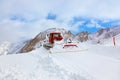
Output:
19,25,120,53
89,25,120,43
0,25,120,55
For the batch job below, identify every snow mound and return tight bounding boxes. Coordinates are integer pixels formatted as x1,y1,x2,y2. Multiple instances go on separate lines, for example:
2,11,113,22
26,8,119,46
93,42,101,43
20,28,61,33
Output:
0,42,11,55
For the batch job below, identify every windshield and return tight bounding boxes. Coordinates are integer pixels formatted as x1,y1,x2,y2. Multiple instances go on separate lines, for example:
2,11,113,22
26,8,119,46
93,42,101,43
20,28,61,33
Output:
53,34,60,37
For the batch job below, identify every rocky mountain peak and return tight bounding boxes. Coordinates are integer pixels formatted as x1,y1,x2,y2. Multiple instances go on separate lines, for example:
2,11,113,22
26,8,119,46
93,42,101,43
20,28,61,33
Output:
74,31,89,42
89,25,120,44
90,25,120,40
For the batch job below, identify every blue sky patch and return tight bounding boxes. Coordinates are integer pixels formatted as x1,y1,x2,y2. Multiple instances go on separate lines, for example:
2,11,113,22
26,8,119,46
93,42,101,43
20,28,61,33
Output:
46,13,56,20
70,17,120,34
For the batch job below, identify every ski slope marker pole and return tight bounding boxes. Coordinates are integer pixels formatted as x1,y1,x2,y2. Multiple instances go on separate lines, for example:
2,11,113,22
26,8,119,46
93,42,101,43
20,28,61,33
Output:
113,37,116,46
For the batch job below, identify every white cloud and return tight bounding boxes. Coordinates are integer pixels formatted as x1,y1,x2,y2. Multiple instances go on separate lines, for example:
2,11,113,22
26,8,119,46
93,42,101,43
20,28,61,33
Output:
86,20,104,28
70,21,85,32
0,19,71,42
0,0,120,41
25,19,71,37
0,19,25,42
0,0,120,20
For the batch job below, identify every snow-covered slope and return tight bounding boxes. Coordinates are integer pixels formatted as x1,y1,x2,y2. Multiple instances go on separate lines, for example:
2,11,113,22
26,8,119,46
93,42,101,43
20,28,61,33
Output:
0,44,120,80
0,40,29,55
101,33,120,46
0,47,90,80
90,26,120,42
8,40,29,54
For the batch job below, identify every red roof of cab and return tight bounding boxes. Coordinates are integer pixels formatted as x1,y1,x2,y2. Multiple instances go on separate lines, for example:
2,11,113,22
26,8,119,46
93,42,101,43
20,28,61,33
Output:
50,32,61,34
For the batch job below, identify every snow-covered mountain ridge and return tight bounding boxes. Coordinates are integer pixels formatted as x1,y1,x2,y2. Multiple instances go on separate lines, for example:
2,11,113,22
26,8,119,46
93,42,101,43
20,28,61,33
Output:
0,26,120,54
90,25,120,40
19,26,120,53
89,25,120,44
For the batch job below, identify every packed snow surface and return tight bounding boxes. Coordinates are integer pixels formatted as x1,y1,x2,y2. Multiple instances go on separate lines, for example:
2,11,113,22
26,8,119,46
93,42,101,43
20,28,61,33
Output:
0,43,120,80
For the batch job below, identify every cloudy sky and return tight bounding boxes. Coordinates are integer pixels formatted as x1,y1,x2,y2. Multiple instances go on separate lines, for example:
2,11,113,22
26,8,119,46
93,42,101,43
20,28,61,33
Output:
0,0,120,42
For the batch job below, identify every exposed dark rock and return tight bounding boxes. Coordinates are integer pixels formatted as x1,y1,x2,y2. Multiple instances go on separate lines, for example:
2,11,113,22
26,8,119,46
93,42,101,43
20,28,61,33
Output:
75,32,89,42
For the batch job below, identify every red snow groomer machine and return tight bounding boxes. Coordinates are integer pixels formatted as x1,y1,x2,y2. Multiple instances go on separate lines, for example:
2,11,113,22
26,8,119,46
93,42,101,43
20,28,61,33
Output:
43,32,63,49
43,32,80,53
49,32,63,44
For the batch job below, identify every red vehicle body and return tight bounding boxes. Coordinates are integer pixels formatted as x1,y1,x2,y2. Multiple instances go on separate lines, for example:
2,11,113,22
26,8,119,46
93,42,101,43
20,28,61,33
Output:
49,32,63,43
